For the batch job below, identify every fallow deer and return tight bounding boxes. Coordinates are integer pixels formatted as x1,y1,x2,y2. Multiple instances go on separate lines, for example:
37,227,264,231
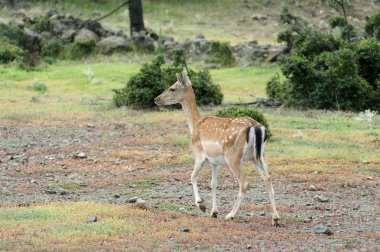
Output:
154,73,280,225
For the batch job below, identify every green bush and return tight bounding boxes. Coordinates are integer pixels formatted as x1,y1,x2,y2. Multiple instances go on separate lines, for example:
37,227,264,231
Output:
27,80,48,94
0,38,23,63
208,41,236,67
355,38,380,87
216,106,271,140
365,10,380,40
268,7,380,111
42,38,64,58
113,51,223,109
64,39,96,60
0,23,29,49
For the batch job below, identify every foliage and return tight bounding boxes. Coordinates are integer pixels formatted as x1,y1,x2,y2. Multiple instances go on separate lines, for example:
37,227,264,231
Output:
0,23,30,49
365,10,380,40
0,38,23,63
65,39,96,60
355,109,378,129
27,80,48,94
208,41,236,67
268,7,380,111
42,38,64,58
216,106,271,139
113,50,223,108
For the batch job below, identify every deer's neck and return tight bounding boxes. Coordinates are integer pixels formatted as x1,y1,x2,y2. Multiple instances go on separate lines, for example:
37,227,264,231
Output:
181,90,201,135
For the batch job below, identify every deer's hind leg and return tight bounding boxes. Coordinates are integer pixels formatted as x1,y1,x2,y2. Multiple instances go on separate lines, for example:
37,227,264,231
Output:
255,157,280,226
225,154,248,220
210,164,219,218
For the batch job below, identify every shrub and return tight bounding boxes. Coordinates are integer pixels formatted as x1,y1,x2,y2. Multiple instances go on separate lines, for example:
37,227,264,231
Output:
0,38,23,63
64,39,96,60
355,38,380,87
365,10,380,40
0,23,29,49
268,7,380,111
42,38,64,58
208,41,236,67
27,80,48,94
113,51,223,109
216,106,271,140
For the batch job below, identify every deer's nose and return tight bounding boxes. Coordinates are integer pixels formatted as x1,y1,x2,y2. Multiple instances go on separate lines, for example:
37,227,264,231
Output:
154,97,159,104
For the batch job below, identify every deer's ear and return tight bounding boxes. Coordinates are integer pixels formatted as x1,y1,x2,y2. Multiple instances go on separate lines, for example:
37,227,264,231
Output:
176,73,190,87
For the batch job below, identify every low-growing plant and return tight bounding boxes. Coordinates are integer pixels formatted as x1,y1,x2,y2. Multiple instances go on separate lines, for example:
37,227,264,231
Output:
64,39,96,60
27,80,48,94
355,109,378,129
216,106,272,140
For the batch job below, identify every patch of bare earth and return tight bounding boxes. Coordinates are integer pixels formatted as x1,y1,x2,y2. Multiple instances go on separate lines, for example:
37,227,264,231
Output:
0,119,379,251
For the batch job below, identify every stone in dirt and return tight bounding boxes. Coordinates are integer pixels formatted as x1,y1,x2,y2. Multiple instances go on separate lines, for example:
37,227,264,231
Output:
180,228,191,233
128,196,139,203
87,216,97,223
313,225,332,235
74,152,87,159
314,195,329,203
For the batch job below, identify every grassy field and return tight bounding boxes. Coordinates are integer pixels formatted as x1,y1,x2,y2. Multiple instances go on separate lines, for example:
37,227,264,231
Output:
0,60,379,250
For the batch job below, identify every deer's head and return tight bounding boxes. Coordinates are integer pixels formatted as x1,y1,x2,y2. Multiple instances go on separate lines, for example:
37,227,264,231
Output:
154,73,192,106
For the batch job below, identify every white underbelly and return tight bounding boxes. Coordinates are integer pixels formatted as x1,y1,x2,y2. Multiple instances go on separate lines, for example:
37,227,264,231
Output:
207,155,228,166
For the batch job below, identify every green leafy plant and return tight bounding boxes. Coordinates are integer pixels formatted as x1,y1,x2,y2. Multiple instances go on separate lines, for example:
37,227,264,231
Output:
208,41,236,67
113,50,223,108
0,38,23,63
27,80,48,94
216,106,272,140
267,7,380,111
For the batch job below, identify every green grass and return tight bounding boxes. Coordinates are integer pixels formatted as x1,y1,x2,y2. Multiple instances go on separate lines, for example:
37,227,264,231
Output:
0,62,276,121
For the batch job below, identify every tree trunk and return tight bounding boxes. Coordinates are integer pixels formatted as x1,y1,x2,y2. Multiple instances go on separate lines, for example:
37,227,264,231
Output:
129,0,145,36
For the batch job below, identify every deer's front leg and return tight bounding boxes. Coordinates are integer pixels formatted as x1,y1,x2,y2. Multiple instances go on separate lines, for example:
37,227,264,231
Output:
191,155,206,212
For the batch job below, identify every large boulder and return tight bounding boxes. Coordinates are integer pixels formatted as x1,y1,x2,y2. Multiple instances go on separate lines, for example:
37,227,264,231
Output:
131,30,156,52
74,28,99,43
97,36,132,54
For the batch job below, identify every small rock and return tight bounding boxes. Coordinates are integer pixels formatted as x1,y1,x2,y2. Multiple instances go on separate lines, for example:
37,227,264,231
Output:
246,245,252,250
302,217,313,223
87,124,95,128
113,194,120,199
128,196,139,203
309,185,317,191
260,211,266,216
30,179,37,184
134,198,147,209
87,216,97,223
313,225,332,235
58,189,68,195
74,152,87,159
314,195,329,203
180,228,191,233
46,190,57,195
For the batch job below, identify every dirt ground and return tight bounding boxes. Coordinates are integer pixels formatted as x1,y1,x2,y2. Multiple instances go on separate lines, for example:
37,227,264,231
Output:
0,119,379,251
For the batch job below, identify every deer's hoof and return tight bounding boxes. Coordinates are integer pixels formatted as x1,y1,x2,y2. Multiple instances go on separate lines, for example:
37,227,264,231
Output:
210,211,218,218
225,213,235,220
198,203,206,213
272,218,281,226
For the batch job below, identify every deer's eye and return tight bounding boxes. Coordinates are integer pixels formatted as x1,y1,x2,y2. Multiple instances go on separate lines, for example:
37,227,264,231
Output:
169,88,176,92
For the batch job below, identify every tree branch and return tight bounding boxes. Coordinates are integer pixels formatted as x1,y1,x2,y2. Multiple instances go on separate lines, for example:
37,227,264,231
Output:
92,0,130,23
